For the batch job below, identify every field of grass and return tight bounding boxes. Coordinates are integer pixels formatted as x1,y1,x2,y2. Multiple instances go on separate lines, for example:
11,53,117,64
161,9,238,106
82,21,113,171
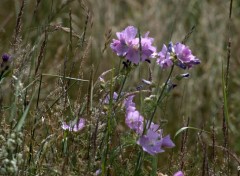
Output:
0,0,240,175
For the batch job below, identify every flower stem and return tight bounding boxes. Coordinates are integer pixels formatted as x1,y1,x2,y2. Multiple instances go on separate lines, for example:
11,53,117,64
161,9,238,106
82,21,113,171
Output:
134,150,144,176
134,66,174,175
117,65,130,101
147,65,174,130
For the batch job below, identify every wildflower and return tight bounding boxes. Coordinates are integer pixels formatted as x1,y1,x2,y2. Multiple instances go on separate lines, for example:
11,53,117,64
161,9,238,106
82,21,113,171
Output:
126,33,156,64
62,118,85,132
2,53,10,62
173,171,184,176
146,121,160,131
167,42,175,53
162,135,175,148
174,43,200,69
110,26,137,57
156,44,173,69
156,42,200,69
137,127,175,155
95,169,101,176
124,95,136,112
103,92,118,104
125,110,144,134
0,53,12,79
137,129,163,155
1,53,11,69
110,26,156,64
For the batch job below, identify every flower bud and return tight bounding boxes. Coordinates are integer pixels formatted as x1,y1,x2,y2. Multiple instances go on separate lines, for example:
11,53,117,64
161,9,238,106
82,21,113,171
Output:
2,53,10,62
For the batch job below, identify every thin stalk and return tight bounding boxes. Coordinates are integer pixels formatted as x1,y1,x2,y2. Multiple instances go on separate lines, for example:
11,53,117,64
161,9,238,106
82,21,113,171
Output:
116,66,130,102
222,1,233,174
101,71,115,175
225,0,233,88
146,65,174,130
133,150,144,176
134,66,174,175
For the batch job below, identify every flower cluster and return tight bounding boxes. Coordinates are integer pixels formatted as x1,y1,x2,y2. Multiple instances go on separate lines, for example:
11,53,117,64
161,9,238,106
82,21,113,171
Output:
110,26,200,70
110,26,156,64
124,95,175,155
157,42,200,69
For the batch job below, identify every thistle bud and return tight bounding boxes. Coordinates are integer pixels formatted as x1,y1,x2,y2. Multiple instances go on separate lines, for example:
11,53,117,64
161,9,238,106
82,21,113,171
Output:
2,53,10,62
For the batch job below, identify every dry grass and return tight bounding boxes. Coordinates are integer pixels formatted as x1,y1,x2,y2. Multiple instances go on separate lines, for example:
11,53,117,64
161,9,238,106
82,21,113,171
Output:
0,0,239,175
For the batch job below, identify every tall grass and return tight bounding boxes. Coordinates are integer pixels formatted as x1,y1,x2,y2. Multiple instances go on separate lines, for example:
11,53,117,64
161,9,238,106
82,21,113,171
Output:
0,0,239,175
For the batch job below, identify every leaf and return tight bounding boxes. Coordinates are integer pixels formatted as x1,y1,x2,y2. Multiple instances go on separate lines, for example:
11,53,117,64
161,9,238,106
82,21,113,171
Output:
174,126,210,138
42,73,89,82
13,89,36,132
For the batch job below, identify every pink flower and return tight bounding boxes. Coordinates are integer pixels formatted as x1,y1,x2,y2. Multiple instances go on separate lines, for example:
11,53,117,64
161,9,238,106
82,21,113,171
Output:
103,92,118,104
110,26,137,57
110,26,156,64
174,43,200,69
125,110,144,134
173,171,184,176
157,44,173,69
157,42,200,69
137,125,175,155
124,95,136,112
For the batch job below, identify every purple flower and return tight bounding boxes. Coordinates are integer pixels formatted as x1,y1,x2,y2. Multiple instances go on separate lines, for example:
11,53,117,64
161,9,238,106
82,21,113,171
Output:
137,129,164,155
125,110,144,134
156,44,173,69
2,53,10,62
173,171,184,176
156,42,200,69
126,33,156,64
174,43,192,62
110,26,156,64
103,92,118,104
137,127,175,155
110,26,137,57
124,95,136,112
1,53,12,71
62,118,85,132
124,95,144,133
174,43,200,69
95,169,101,176
162,135,175,148
146,121,160,131
168,42,175,53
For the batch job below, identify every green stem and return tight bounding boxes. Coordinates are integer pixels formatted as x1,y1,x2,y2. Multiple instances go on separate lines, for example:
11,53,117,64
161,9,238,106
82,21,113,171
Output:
101,73,115,175
146,65,174,131
134,66,174,175
134,150,143,176
117,66,130,101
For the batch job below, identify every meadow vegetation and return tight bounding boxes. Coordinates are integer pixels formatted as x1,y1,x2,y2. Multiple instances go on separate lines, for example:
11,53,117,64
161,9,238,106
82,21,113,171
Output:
0,0,240,175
